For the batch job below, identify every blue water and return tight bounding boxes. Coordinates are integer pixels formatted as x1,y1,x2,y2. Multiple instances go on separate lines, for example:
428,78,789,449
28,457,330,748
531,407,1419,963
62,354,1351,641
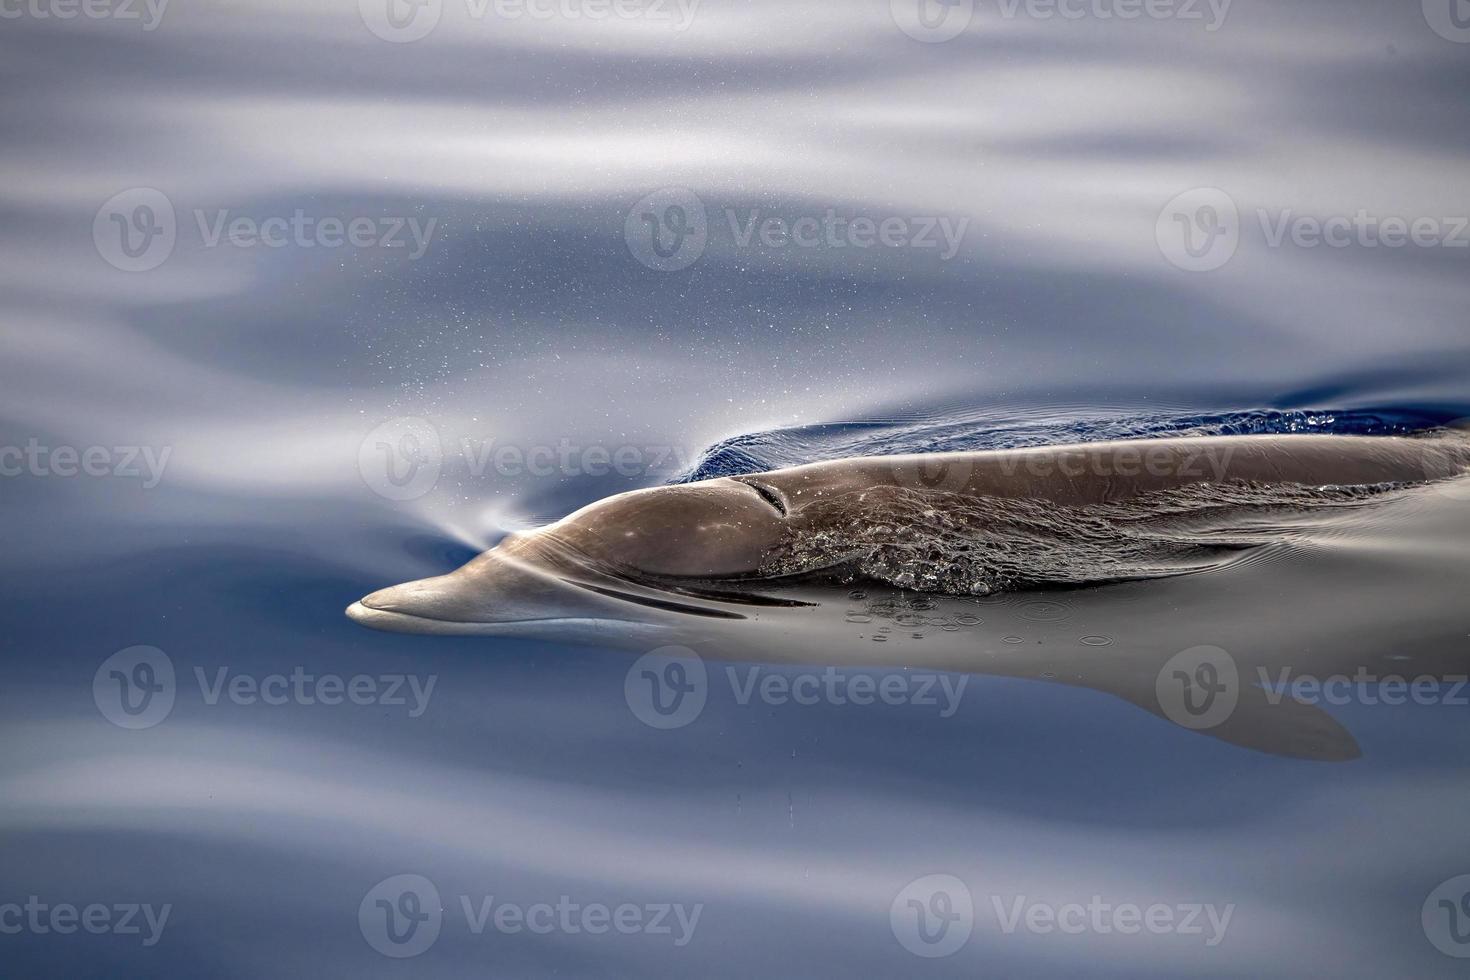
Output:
679,406,1464,481
4,0,1470,976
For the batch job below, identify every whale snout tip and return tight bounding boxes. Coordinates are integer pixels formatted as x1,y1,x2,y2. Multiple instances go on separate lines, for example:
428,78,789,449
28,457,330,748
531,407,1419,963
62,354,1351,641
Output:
346,579,455,632
345,595,425,633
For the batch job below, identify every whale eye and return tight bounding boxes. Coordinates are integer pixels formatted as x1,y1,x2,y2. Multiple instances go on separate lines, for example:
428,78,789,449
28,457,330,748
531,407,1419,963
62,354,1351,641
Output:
738,479,788,517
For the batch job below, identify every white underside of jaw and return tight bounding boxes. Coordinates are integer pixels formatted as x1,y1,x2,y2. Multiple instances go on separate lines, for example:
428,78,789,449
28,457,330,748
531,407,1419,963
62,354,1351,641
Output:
344,602,661,637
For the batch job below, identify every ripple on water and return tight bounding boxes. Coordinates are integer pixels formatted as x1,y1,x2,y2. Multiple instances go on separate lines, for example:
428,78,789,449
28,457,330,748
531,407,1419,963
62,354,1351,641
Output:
1016,599,1074,623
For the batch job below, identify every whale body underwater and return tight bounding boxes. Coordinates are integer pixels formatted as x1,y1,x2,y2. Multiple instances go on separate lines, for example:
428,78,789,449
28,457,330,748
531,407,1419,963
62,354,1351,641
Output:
348,433,1470,637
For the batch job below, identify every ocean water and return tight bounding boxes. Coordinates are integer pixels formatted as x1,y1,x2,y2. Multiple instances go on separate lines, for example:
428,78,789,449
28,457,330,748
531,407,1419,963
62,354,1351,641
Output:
3,1,1470,976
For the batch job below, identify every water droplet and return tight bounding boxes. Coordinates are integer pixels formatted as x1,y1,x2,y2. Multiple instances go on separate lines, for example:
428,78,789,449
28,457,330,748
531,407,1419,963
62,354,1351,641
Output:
1018,600,1073,623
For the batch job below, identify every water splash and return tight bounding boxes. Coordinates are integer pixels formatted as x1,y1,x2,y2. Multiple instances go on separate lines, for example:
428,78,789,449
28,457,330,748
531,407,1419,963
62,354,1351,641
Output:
756,480,1414,595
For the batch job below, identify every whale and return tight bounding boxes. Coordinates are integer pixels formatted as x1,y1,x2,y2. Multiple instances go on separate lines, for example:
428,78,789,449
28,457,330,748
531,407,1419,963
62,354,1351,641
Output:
347,432,1470,761
348,432,1469,636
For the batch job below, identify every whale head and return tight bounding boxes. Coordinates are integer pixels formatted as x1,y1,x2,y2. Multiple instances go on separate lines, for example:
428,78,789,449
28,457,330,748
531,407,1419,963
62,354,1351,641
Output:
347,476,794,636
